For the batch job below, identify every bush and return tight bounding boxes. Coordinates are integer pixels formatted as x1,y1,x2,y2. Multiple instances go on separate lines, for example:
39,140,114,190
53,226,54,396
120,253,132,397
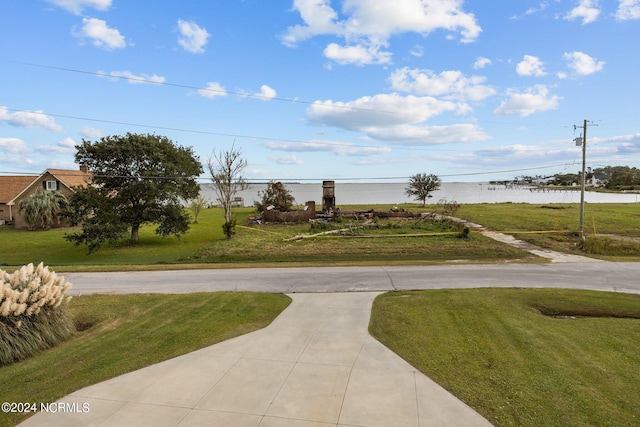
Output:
1,263,74,365
459,226,471,239
222,218,237,239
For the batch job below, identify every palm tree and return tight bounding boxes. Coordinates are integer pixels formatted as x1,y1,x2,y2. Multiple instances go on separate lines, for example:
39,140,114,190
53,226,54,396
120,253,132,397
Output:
18,189,69,229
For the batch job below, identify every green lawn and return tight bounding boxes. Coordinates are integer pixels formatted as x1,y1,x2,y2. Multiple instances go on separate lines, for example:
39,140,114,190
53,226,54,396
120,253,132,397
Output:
370,288,640,427
457,203,640,236
1,203,638,269
0,206,535,270
0,208,232,268
457,203,640,260
0,292,291,427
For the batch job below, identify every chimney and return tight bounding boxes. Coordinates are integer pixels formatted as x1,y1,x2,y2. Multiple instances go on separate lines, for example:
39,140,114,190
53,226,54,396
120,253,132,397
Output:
79,164,88,173
322,180,335,212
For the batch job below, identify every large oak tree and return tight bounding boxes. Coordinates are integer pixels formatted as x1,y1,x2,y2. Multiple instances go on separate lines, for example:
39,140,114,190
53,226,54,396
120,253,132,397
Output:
65,133,203,252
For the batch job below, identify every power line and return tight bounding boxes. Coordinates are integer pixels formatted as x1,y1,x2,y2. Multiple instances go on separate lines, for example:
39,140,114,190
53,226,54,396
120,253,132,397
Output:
4,60,424,118
3,60,566,128
1,107,470,153
0,162,579,181
5,105,586,155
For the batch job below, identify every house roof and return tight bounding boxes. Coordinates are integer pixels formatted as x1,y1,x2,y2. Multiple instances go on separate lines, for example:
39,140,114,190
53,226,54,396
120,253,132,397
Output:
0,168,91,205
0,175,38,204
46,168,91,189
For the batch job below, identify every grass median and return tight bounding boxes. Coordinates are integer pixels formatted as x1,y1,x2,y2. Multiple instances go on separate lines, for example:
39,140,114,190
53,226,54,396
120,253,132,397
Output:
0,292,291,427
370,288,640,426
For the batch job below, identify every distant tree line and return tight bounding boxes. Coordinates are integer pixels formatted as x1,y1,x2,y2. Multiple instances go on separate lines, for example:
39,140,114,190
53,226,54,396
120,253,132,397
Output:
597,166,640,190
508,166,640,191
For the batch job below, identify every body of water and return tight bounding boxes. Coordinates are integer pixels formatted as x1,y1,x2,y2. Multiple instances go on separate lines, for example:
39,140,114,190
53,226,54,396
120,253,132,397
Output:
200,182,640,207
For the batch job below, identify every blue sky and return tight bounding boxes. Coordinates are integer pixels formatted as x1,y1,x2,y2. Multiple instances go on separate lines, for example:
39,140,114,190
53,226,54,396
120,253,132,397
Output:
1,0,639,182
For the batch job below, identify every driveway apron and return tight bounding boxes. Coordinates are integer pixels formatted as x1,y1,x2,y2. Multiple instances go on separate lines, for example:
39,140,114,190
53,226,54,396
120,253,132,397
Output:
20,292,492,427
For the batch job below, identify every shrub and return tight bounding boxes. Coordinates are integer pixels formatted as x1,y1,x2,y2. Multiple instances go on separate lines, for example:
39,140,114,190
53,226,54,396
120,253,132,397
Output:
435,198,461,217
222,218,237,239
1,263,74,365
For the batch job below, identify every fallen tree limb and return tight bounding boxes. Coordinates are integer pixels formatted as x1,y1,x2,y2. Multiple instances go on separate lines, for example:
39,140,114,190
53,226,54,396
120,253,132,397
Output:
284,220,374,241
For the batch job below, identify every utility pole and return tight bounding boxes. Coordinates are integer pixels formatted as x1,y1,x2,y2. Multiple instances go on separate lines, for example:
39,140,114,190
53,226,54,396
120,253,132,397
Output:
573,120,597,241
579,119,587,241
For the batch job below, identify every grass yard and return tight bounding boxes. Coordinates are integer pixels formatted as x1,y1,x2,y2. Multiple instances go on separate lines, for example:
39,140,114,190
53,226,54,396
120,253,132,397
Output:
0,292,291,427
1,203,638,269
189,219,531,264
0,206,535,270
370,288,640,427
457,203,640,260
0,208,233,268
457,203,640,237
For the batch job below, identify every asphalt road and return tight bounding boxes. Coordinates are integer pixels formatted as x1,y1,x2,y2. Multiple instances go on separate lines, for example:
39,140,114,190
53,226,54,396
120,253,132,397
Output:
63,263,640,295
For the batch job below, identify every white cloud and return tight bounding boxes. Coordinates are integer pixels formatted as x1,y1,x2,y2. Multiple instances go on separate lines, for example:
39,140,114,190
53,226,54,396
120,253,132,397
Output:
510,2,549,19
337,145,393,156
282,0,481,65
477,144,550,158
255,85,277,100
37,138,77,154
305,88,494,145
473,57,492,69
616,0,640,20
0,137,29,154
494,85,561,117
526,2,549,15
266,141,340,153
563,51,605,75
305,93,489,145
0,107,63,132
473,144,574,166
580,133,640,155
516,55,547,77
75,17,126,50
106,71,166,84
57,137,76,149
410,45,424,57
367,123,490,145
471,140,626,168
307,93,459,131
80,126,103,139
177,20,210,54
270,154,304,165
340,0,481,42
565,0,601,24
281,0,341,46
615,133,640,153
45,0,111,15
389,68,495,102
197,82,227,98
265,140,392,156
324,41,392,66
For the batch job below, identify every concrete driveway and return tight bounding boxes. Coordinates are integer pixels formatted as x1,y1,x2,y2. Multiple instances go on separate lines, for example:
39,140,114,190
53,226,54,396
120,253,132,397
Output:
21,292,492,427
19,262,640,427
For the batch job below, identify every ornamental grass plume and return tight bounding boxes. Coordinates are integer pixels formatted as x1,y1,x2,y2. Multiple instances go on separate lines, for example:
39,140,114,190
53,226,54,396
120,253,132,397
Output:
0,263,74,365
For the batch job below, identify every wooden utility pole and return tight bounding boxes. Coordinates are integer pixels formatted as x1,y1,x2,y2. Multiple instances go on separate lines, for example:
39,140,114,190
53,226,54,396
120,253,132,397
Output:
574,120,598,241
579,119,587,241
